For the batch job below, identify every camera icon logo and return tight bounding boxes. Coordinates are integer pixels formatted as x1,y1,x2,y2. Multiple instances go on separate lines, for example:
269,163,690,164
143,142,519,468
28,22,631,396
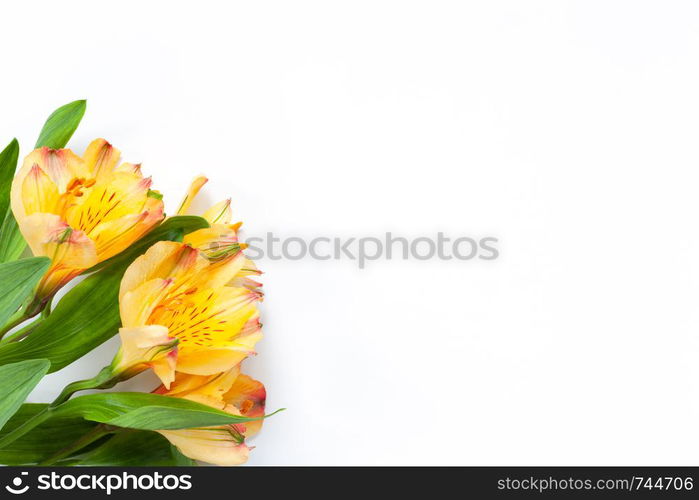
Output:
5,472,29,495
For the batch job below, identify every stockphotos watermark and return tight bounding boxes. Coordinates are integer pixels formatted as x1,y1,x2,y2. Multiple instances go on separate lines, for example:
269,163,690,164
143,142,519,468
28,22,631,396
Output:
242,232,499,269
3,470,192,495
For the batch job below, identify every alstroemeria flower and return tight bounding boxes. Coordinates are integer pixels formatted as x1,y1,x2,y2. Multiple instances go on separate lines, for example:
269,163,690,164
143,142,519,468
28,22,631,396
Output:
153,366,266,465
111,236,263,388
10,139,164,308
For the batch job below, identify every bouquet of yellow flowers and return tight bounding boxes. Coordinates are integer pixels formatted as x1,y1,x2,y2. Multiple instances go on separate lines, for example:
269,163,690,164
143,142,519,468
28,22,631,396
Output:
0,100,274,466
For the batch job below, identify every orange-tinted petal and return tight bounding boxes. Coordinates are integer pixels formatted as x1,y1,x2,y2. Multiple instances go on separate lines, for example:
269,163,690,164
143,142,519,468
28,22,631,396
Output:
157,427,249,466
26,147,88,192
177,176,208,215
11,147,87,221
224,373,266,437
83,138,121,180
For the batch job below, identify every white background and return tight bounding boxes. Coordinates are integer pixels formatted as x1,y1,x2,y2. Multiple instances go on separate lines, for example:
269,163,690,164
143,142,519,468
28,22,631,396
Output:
1,0,698,465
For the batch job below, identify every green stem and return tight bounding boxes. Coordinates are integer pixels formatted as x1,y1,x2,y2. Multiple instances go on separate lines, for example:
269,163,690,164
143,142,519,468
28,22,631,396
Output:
0,312,29,340
41,300,52,318
52,365,119,406
0,293,51,341
0,316,44,344
38,424,114,466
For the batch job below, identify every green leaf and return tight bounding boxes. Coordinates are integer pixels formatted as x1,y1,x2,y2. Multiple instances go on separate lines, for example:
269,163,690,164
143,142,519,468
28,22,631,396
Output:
0,139,19,222
73,430,196,466
0,403,98,465
35,99,87,149
0,257,50,327
55,392,267,430
0,216,209,372
0,140,24,264
0,409,196,465
0,212,27,263
0,360,50,431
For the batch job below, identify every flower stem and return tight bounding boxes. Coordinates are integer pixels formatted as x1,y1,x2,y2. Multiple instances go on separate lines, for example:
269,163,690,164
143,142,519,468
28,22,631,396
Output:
0,294,51,341
51,365,119,406
0,312,30,340
0,316,44,344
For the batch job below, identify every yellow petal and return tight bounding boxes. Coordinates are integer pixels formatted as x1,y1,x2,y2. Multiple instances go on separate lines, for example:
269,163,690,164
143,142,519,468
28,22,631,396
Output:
88,208,162,261
162,366,242,400
150,286,261,368
113,162,142,176
21,213,97,267
202,199,232,225
177,176,207,215
151,353,177,389
83,139,121,180
65,172,154,234
119,278,174,328
228,258,263,291
20,164,60,215
175,347,253,376
176,321,262,376
17,213,97,299
61,171,164,261
157,428,249,466
119,241,208,301
194,251,247,290
113,325,177,386
183,226,241,265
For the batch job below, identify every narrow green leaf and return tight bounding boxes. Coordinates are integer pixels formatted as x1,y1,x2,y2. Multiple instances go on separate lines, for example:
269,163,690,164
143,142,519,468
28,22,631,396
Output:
0,212,26,263
74,430,196,466
0,403,98,465
35,100,87,149
54,392,268,430
0,257,50,327
0,139,19,222
0,360,50,431
0,216,209,372
0,140,24,264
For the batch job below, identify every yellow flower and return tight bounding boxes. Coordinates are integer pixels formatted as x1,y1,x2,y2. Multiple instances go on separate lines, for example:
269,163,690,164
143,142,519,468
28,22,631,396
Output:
10,139,165,307
112,235,263,388
153,366,266,465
